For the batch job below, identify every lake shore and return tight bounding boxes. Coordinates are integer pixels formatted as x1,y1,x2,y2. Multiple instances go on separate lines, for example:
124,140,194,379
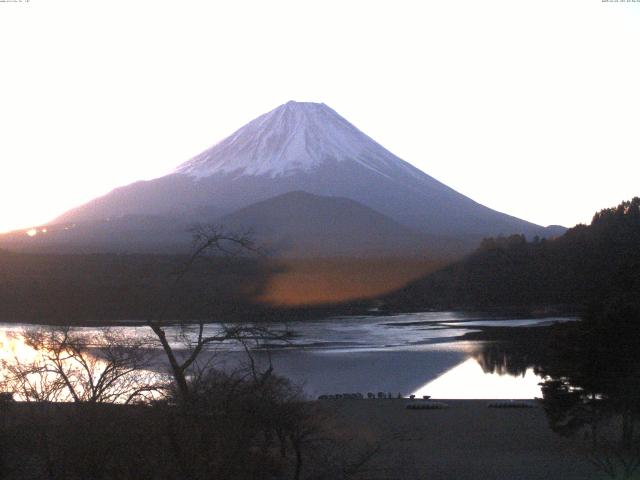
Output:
322,398,599,479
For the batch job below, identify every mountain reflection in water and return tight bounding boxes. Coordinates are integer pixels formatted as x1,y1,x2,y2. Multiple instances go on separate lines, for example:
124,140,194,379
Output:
413,358,543,400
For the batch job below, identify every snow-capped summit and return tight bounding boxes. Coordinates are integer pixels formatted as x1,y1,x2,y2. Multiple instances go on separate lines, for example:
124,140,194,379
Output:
176,101,421,180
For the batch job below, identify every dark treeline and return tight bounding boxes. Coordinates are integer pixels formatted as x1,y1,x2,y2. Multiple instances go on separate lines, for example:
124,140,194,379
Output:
537,301,640,448
3,197,639,322
468,299,640,477
434,198,640,477
385,197,640,313
0,251,279,323
0,252,378,324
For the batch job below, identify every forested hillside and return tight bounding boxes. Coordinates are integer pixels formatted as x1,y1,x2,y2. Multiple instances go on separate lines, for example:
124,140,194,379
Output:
385,198,640,312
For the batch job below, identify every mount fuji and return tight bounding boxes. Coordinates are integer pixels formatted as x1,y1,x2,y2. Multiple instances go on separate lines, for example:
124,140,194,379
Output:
3,101,562,256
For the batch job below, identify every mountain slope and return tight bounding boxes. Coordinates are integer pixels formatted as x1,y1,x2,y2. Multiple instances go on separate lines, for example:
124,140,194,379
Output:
218,191,466,258
0,215,192,254
5,101,561,255
54,102,552,237
176,101,426,180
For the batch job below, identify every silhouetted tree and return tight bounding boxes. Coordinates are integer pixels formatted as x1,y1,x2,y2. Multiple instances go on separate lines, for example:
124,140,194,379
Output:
531,298,640,478
1,326,166,403
146,225,279,402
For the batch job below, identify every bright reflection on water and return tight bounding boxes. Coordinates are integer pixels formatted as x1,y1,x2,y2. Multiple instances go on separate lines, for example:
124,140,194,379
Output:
0,326,163,402
0,328,77,401
0,313,572,400
0,328,40,367
412,358,543,399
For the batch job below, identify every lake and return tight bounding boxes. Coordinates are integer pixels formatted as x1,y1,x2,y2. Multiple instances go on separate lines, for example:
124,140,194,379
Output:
0,312,574,400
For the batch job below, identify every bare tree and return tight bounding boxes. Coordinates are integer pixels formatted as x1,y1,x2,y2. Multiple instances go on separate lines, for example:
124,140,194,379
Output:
1,352,68,402
1,326,167,404
147,225,286,403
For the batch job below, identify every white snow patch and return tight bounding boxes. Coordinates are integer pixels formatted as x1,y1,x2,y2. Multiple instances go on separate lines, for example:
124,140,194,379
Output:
175,101,426,182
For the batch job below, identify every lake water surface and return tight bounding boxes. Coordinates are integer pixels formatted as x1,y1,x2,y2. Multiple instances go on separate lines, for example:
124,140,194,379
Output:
0,312,575,400
246,312,573,399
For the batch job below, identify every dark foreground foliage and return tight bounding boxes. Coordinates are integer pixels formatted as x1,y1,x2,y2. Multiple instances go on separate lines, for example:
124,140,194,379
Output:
0,372,379,480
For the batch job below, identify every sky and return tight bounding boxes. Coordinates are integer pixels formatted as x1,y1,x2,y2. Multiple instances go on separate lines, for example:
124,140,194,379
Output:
1,0,638,233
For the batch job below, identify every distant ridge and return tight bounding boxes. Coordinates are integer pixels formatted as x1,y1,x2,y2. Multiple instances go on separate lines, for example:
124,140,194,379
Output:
219,191,468,258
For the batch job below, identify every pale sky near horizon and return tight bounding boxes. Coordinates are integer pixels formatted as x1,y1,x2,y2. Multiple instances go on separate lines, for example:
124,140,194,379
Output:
1,0,638,233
